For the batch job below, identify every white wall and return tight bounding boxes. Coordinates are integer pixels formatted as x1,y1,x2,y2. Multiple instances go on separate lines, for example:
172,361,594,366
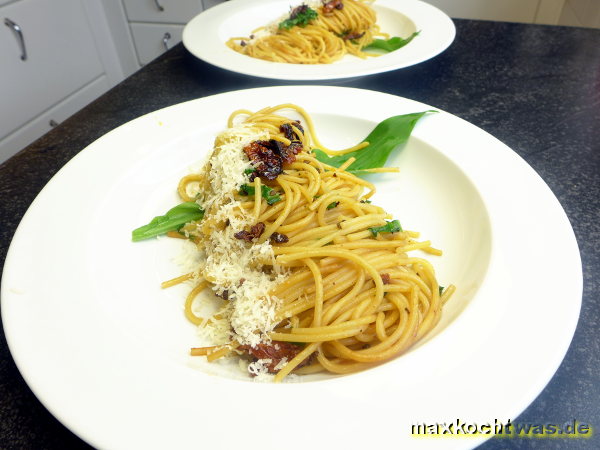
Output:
425,0,599,28
558,0,600,27
425,0,535,22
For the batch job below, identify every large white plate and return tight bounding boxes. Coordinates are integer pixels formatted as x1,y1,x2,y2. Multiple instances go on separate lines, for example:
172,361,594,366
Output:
1,86,581,450
183,0,455,80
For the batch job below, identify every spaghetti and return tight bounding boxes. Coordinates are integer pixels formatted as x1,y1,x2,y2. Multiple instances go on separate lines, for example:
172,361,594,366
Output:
163,104,454,381
226,0,388,64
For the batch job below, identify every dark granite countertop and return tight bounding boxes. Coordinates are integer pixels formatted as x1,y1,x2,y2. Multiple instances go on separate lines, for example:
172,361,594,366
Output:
1,19,599,449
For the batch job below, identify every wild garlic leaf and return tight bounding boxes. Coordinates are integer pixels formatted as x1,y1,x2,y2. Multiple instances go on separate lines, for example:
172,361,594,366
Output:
312,111,434,174
132,202,204,241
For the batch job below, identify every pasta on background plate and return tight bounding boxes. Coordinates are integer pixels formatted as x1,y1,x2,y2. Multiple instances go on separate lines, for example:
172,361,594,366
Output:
227,0,419,64
133,104,454,382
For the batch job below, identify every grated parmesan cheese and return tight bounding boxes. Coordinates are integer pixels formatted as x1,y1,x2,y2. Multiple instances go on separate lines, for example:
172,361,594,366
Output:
196,304,232,346
180,122,289,348
248,359,273,377
199,123,268,212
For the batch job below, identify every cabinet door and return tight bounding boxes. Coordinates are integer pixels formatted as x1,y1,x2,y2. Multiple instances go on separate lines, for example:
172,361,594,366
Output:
0,76,110,164
123,0,204,24
0,0,104,139
130,23,184,65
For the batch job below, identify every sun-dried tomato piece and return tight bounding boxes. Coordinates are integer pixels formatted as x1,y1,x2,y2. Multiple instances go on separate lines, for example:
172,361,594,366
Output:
323,0,344,14
342,31,364,40
243,141,283,180
274,141,301,165
234,222,266,242
284,141,303,163
290,4,310,20
279,121,304,141
239,341,312,373
270,232,289,244
244,121,305,181
381,273,391,285
258,138,301,167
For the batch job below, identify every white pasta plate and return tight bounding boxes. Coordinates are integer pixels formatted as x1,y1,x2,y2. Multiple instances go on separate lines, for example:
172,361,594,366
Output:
1,86,581,449
182,0,455,80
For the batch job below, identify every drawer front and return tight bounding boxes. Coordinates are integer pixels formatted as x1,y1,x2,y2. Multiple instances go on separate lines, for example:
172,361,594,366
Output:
0,75,110,164
130,23,184,65
0,0,104,139
122,0,204,24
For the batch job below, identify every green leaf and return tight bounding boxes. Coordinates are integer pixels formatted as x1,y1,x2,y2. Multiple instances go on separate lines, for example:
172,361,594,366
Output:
369,220,402,236
132,202,204,242
439,285,445,296
326,201,339,210
239,184,282,205
312,111,434,174
279,6,318,30
363,32,420,53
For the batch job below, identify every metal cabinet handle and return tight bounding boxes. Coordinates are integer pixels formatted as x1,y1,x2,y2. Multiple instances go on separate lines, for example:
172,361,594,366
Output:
153,0,164,11
4,18,27,61
162,32,171,51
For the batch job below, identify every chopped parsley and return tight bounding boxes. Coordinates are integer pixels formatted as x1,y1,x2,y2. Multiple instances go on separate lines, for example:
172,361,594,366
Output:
369,219,402,236
239,183,282,205
279,5,318,30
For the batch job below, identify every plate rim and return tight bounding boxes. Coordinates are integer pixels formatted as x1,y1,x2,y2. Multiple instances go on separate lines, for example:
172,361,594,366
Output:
182,0,456,80
1,86,583,450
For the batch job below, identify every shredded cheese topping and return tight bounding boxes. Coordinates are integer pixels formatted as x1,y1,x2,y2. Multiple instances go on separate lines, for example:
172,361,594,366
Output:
189,123,288,347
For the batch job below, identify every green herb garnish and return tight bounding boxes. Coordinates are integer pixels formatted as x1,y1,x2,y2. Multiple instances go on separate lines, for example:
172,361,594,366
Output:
244,167,256,175
131,202,204,242
279,5,318,30
363,32,420,53
326,201,339,210
312,111,434,175
439,285,445,296
239,184,282,205
369,220,402,236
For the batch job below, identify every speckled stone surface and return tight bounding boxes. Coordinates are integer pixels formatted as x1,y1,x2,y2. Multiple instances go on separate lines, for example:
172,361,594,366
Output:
1,19,598,449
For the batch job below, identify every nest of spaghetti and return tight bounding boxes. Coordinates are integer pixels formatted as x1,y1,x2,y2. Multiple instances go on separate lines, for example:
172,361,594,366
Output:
164,104,454,382
226,0,387,64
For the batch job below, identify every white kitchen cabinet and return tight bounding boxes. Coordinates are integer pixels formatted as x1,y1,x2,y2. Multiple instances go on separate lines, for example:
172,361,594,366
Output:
0,0,134,164
0,76,110,159
123,0,204,24
122,0,227,67
1,0,103,140
130,22,184,65
0,0,229,164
